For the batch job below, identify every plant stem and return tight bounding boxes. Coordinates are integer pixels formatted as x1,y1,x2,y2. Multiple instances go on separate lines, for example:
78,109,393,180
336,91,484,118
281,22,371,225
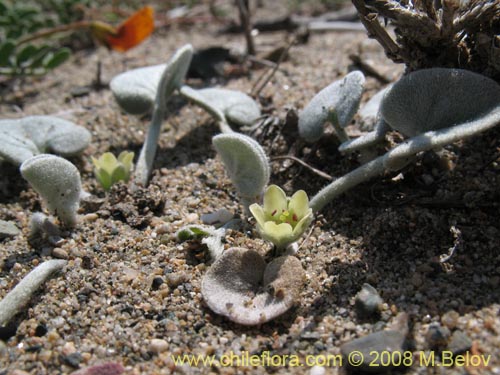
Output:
0,259,67,326
329,109,350,143
310,106,500,212
179,85,234,134
17,21,91,45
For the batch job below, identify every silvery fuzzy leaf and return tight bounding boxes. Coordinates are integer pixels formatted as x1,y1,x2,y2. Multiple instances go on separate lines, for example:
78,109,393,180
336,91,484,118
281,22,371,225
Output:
0,259,67,326
212,133,270,205
380,68,500,137
0,116,91,166
298,71,365,142
358,85,391,131
201,248,304,325
197,88,261,127
110,44,194,115
110,64,165,115
20,154,83,227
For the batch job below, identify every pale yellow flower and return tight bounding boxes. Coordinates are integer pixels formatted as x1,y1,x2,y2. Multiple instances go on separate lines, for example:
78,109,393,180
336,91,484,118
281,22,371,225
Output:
249,185,313,250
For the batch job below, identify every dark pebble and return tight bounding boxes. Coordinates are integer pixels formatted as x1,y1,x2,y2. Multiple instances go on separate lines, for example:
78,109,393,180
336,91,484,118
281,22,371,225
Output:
151,277,164,290
355,283,383,318
62,352,83,368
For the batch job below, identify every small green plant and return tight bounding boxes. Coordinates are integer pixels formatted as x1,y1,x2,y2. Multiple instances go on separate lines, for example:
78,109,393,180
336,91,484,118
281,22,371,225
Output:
0,0,72,76
249,185,313,251
91,151,134,191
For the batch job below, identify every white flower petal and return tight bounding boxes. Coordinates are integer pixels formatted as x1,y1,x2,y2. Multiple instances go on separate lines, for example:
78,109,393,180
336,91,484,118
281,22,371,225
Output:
292,212,313,238
262,221,293,249
249,203,266,228
263,185,287,218
289,190,310,220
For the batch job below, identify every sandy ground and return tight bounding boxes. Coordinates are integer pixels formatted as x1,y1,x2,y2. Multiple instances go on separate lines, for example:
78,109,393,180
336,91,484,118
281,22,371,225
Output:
1,2,499,374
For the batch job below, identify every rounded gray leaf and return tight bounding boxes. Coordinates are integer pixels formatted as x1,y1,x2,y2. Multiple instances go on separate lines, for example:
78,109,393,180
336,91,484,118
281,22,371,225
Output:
380,68,500,137
298,71,365,142
201,248,304,325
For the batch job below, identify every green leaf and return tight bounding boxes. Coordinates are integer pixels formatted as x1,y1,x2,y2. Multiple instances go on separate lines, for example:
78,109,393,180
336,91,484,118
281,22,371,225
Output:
28,45,51,68
0,1,7,13
111,164,127,183
95,168,112,191
16,44,38,66
0,40,15,67
43,48,70,70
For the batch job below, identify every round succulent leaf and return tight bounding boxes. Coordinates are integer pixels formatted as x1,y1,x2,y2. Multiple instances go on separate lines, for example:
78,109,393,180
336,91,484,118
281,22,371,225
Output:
20,154,83,227
110,64,166,115
0,116,90,166
110,44,193,115
380,68,500,137
212,133,270,202
198,88,261,127
201,248,304,325
156,44,194,106
298,71,365,142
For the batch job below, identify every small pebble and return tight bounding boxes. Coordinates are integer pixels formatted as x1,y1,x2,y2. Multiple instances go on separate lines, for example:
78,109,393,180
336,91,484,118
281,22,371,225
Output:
52,248,69,259
448,330,472,354
354,283,383,317
166,272,189,288
441,310,460,329
201,209,234,227
63,352,83,368
151,277,164,291
309,365,325,375
70,362,124,375
425,323,450,349
0,220,20,239
149,338,169,353
341,330,407,372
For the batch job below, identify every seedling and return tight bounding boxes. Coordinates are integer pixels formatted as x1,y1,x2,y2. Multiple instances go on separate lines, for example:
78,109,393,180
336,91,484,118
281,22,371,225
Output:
298,71,365,143
20,154,88,227
310,68,500,212
129,44,193,186
201,247,304,325
0,115,91,166
212,133,270,209
92,151,134,191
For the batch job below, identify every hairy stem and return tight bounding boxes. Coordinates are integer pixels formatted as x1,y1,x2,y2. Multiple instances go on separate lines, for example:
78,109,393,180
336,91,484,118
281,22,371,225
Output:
0,260,67,326
311,106,500,212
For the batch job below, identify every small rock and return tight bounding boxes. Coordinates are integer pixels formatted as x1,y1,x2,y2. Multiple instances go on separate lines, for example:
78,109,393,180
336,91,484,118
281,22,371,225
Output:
70,362,124,375
441,310,460,329
448,330,472,355
0,220,20,239
166,272,189,288
149,338,169,353
201,209,234,227
10,371,30,375
309,365,325,375
52,248,69,259
340,330,407,372
355,283,383,317
426,323,450,349
151,277,164,290
62,352,83,368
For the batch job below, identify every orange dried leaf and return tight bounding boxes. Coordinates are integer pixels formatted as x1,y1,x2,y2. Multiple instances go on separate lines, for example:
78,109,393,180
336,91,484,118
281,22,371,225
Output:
107,6,155,52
